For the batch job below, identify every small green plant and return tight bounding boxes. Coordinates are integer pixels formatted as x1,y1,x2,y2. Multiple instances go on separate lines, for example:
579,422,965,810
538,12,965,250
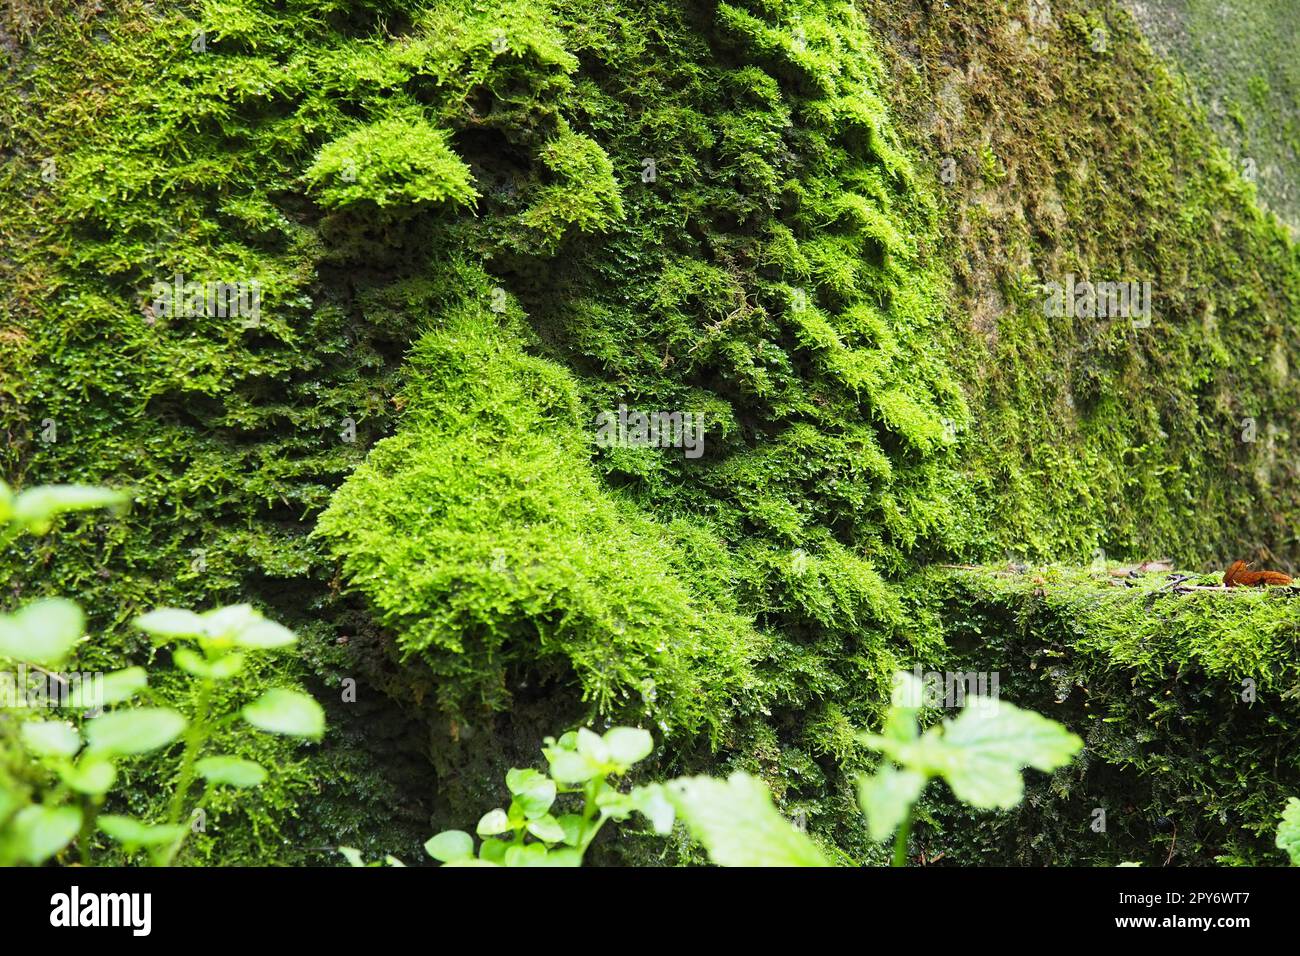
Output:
407,673,1083,868
0,480,325,866
644,672,1082,867
857,671,1083,865
419,726,670,867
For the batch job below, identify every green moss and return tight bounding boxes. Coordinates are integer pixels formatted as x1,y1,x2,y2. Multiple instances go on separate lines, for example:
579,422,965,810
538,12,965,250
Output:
306,114,479,210
867,0,1300,566
912,565,1300,865
2,0,1299,865
1119,0,1300,233
315,285,767,740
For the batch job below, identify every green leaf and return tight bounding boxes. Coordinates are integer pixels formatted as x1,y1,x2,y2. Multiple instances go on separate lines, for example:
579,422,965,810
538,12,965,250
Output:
539,847,583,867
857,765,927,842
195,756,268,788
231,618,296,650
61,757,116,796
545,749,597,783
21,720,81,758
10,805,82,863
476,808,511,837
97,667,148,706
863,695,1083,811
630,784,676,834
133,608,207,640
931,700,1082,809
556,814,585,847
134,605,294,653
575,727,610,763
505,767,547,795
603,727,653,766
99,815,186,848
85,708,187,757
503,842,549,867
338,846,366,867
1277,797,1300,865
10,485,127,534
526,814,567,843
241,688,324,739
479,836,509,864
506,798,527,827
200,604,259,639
505,768,556,819
666,773,830,867
174,647,245,680
0,599,84,665
425,830,475,863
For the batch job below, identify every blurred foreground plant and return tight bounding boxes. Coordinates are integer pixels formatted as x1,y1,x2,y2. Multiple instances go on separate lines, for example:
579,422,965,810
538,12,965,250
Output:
0,480,324,865
379,670,1082,868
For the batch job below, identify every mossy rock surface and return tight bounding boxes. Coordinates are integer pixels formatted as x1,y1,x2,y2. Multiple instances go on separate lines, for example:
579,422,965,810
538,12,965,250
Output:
0,0,1297,863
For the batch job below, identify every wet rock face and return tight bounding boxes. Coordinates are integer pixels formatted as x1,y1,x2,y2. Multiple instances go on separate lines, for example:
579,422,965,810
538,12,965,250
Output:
1119,0,1300,236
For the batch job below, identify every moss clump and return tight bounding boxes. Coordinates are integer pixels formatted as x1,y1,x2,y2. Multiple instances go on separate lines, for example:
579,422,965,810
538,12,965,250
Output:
305,114,479,210
911,565,1300,865
315,284,767,741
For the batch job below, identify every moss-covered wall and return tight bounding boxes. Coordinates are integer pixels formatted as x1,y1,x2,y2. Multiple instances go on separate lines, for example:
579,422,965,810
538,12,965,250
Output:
866,0,1300,568
1,0,1297,864
0,0,447,862
1118,0,1299,235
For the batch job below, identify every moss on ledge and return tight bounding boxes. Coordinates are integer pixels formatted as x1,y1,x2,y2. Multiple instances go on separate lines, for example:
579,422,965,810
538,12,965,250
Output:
911,565,1300,865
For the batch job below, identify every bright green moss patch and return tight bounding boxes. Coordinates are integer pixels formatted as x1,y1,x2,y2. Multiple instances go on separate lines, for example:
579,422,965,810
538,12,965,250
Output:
306,115,478,210
303,0,970,853
315,286,766,739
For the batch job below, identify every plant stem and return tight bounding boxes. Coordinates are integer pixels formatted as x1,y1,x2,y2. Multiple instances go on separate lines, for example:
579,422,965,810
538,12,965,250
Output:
577,779,607,855
166,679,212,829
892,808,913,867
160,783,211,866
78,797,98,866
